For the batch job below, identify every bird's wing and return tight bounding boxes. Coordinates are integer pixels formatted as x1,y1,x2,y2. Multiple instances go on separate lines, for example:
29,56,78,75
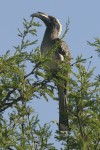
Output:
52,38,71,61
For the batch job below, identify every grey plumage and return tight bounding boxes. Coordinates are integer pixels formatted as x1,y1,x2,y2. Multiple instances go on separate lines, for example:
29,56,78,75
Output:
30,12,71,132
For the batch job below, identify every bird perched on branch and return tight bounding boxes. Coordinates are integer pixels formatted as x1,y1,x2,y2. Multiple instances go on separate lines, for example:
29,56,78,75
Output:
30,12,71,132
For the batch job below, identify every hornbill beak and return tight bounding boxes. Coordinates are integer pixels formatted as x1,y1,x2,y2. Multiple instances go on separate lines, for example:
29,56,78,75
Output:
30,12,50,24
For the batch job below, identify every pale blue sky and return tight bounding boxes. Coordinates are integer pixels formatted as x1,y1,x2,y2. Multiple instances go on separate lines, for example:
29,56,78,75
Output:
1,1,100,149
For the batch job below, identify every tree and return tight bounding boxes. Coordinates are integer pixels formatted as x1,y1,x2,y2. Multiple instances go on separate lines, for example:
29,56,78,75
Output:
0,17,100,150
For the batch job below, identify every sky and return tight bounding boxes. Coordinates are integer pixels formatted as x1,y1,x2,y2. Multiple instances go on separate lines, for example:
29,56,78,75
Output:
1,1,100,149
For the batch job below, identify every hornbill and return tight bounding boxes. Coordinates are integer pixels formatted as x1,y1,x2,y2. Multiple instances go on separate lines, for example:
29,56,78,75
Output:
30,12,71,132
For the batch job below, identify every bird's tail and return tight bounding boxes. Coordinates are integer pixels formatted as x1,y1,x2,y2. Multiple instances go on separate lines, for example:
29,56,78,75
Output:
58,81,68,132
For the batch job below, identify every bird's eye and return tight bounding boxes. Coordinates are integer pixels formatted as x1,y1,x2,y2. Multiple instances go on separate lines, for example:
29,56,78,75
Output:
53,18,56,21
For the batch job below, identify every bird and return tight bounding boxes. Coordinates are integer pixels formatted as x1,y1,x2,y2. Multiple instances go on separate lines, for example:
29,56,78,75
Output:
30,12,71,132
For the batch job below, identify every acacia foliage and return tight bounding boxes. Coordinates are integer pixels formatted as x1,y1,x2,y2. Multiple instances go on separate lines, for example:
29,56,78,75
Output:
0,17,100,150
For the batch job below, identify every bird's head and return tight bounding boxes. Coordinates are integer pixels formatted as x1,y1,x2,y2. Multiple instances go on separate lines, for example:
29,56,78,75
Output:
30,12,62,37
